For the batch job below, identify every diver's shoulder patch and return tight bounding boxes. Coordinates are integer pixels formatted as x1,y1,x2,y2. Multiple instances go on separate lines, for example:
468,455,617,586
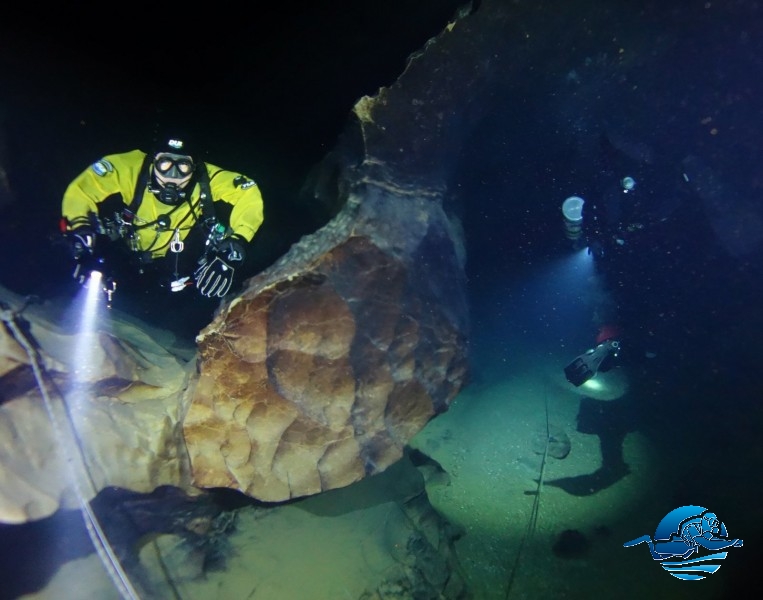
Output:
233,175,257,189
91,159,114,177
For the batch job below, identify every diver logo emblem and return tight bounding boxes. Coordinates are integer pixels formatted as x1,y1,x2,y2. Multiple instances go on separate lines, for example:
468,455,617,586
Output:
624,505,743,580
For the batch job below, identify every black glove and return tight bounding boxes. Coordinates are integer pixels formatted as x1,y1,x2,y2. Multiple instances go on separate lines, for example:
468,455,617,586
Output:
67,226,96,261
66,227,98,284
194,235,247,298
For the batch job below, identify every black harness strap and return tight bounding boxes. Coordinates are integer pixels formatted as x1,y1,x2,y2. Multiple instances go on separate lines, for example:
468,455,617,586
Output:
194,160,216,224
128,154,153,214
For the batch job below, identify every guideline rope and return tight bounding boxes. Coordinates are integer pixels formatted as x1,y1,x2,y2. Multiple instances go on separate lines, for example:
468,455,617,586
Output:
0,300,142,600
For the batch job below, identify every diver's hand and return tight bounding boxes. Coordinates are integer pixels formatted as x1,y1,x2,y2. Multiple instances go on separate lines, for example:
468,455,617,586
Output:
66,226,96,260
195,257,236,297
65,227,98,285
194,236,246,298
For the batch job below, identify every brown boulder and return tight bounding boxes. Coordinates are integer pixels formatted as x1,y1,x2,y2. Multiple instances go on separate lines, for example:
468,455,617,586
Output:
183,16,478,501
185,183,469,501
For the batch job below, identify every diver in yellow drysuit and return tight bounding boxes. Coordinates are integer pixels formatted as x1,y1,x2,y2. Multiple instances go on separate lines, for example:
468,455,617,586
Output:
61,134,264,299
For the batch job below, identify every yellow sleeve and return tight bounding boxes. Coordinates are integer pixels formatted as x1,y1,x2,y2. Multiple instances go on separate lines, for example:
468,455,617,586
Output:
205,162,265,242
61,150,147,230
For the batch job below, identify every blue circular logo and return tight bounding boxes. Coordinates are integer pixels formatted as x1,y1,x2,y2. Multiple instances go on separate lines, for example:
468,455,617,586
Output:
623,505,743,580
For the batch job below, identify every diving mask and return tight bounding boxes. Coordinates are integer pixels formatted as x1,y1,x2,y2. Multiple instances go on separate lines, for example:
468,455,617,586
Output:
153,152,195,187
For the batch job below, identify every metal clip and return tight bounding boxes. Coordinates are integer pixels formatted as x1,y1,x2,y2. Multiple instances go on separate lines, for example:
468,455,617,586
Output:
170,276,191,292
102,278,117,309
170,229,184,253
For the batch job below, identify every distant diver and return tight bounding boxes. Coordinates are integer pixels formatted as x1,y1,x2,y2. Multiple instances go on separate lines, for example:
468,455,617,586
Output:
564,325,621,387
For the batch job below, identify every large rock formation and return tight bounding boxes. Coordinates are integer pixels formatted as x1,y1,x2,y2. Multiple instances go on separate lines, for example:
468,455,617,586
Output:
184,180,468,501
0,289,194,522
181,11,480,501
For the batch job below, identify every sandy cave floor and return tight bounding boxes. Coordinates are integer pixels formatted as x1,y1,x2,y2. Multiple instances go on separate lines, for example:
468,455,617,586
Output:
21,341,742,600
